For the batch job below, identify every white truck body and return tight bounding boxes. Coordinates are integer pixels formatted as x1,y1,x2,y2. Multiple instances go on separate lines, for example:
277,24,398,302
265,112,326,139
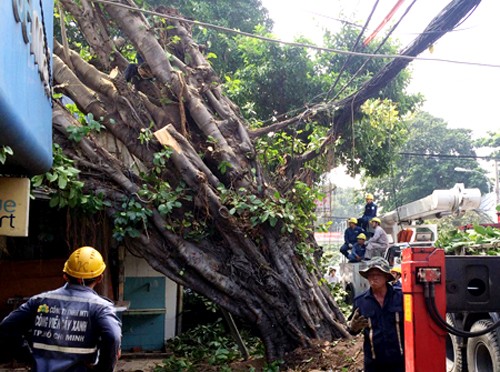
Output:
337,183,481,303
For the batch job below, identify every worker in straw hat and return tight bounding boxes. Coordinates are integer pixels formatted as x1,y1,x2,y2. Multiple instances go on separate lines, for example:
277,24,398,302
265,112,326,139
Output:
0,246,121,371
347,257,404,372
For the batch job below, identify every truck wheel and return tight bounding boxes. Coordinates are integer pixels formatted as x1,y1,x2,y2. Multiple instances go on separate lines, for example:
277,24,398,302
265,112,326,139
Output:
467,320,500,372
446,314,463,372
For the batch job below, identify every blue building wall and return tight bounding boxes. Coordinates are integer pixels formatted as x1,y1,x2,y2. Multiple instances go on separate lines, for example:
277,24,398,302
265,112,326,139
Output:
0,0,54,174
122,276,167,351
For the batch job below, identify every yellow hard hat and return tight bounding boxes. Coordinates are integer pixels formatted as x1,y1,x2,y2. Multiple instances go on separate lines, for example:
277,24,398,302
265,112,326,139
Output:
357,233,367,240
391,266,402,274
63,246,106,279
370,217,381,224
348,217,358,224
365,193,374,200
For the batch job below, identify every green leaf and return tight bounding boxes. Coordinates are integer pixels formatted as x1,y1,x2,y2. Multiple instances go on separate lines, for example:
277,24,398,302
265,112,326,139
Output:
58,175,68,189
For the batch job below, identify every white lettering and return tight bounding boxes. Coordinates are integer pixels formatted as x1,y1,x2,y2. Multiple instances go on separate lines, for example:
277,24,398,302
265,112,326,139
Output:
34,314,48,328
48,316,60,330
61,319,72,331
71,320,88,333
12,0,50,96
65,334,85,342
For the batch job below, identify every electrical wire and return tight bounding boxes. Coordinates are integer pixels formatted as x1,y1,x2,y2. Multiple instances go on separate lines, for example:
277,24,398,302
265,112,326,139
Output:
305,9,475,36
363,0,407,46
89,0,500,69
330,0,419,103
400,152,500,161
325,0,381,101
424,282,500,338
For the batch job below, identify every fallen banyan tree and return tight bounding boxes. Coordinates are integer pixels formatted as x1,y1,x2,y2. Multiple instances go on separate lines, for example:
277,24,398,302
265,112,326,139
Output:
47,0,480,360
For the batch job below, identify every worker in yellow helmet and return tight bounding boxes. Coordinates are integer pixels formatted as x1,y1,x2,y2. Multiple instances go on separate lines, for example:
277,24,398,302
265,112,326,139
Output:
358,193,378,234
347,233,368,262
340,217,365,259
0,246,122,371
365,217,389,259
390,266,402,290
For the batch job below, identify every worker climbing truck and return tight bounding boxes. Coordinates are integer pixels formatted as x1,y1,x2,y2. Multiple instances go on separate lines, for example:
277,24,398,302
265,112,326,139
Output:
338,183,500,371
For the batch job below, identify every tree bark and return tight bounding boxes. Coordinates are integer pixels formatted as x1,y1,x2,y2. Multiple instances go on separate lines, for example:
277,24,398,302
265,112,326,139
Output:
52,0,480,359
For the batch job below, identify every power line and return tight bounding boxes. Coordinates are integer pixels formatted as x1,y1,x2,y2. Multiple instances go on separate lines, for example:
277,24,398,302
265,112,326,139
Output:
303,9,475,35
90,0,500,69
400,152,500,161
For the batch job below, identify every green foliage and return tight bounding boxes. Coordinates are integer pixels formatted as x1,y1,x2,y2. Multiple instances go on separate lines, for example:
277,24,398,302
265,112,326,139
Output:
365,111,486,210
228,28,322,120
436,224,500,255
155,319,263,371
263,360,284,372
224,23,420,178
218,180,321,239
317,26,422,114
112,198,153,241
151,147,174,174
66,112,105,142
0,146,13,165
344,98,408,176
137,158,211,242
31,144,107,212
144,0,272,75
474,130,500,159
330,282,352,315
138,123,155,144
253,122,329,175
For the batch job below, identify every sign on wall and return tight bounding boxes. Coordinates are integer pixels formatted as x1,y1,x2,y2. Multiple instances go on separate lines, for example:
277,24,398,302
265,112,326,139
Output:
0,0,54,175
0,178,30,237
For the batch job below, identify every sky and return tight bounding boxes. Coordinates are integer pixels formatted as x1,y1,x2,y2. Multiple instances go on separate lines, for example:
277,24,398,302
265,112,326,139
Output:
260,0,500,191
260,0,500,139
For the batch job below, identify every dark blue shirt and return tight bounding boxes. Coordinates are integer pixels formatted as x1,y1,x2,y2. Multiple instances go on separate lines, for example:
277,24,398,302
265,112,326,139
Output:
353,284,404,370
349,242,367,261
0,283,121,372
363,202,378,220
344,226,364,245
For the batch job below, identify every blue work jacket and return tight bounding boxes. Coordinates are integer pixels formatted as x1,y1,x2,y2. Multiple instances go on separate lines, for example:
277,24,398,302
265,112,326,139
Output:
0,283,121,371
353,284,404,371
363,202,378,220
344,226,364,245
348,242,367,262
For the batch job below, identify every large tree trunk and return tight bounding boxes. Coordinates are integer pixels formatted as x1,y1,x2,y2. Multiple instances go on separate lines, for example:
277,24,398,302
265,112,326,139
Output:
52,0,479,360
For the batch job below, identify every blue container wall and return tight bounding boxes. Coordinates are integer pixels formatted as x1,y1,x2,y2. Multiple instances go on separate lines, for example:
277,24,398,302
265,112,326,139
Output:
0,0,54,175
122,277,166,351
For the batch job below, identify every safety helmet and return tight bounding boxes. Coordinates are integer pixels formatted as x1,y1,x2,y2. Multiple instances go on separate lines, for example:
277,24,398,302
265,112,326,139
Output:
365,193,374,200
391,266,402,274
357,233,367,240
370,217,381,224
63,246,106,279
359,257,393,281
348,217,358,224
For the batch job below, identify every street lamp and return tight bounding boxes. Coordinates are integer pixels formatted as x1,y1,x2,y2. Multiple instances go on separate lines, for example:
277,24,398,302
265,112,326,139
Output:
454,167,491,194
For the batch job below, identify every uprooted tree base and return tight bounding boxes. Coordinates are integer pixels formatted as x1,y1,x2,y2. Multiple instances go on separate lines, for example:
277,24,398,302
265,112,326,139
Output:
48,0,480,361
162,337,364,372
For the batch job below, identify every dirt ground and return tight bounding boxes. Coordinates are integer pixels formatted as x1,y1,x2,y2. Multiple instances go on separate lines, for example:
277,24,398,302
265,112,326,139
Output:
144,336,364,372
224,336,364,372
0,336,364,372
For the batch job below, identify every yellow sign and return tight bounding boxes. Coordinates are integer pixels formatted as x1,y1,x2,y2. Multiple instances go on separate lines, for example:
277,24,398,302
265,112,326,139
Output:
404,294,412,322
0,178,30,236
